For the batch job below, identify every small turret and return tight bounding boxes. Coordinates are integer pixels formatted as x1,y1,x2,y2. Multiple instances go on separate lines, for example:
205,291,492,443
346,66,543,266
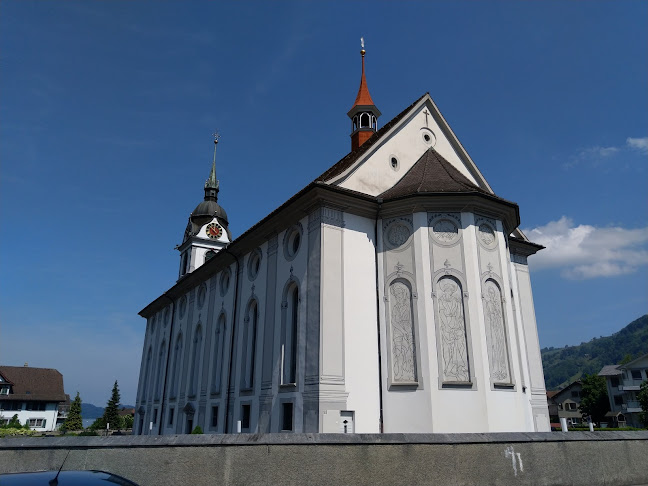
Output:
348,38,381,151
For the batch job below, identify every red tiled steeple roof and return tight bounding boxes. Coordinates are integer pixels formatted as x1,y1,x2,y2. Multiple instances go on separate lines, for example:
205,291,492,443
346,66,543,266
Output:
351,50,375,108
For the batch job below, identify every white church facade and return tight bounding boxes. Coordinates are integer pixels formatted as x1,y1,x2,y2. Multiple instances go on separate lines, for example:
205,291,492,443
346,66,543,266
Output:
134,49,550,435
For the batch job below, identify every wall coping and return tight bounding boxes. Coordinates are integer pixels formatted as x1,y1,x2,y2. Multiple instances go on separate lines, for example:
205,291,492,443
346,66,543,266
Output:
1,431,647,450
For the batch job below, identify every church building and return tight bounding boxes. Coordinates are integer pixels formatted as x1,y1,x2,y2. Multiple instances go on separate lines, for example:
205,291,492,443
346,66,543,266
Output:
134,47,550,435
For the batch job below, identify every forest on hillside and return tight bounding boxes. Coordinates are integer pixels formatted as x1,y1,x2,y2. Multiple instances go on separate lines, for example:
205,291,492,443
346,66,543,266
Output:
541,314,648,390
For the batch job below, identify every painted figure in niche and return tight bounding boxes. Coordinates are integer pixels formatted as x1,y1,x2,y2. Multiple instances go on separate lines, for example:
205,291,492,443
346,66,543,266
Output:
438,279,470,382
484,283,510,382
390,282,416,382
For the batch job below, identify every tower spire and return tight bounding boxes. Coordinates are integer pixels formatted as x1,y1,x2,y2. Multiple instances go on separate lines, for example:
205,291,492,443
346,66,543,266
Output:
348,38,381,151
204,133,220,201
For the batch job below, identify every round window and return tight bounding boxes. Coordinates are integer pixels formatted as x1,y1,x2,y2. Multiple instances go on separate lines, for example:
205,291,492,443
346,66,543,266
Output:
283,224,303,261
219,269,231,297
247,249,262,281
197,283,207,309
420,128,436,147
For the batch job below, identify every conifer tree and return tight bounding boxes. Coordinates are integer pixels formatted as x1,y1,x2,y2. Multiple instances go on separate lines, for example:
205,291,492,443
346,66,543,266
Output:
62,392,83,431
102,381,123,429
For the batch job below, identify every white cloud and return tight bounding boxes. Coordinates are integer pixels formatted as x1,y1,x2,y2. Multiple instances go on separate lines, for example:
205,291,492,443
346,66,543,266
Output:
627,136,648,154
523,217,648,279
563,136,648,169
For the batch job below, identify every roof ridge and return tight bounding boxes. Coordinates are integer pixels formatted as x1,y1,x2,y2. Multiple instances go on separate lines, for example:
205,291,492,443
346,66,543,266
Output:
432,149,482,191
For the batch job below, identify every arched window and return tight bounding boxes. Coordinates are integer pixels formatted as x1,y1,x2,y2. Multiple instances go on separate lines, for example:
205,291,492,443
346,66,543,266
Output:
170,335,182,398
282,285,299,384
212,314,226,393
360,113,369,128
142,347,152,402
189,325,203,397
241,302,258,389
154,341,166,400
353,115,358,131
180,252,188,276
205,250,216,263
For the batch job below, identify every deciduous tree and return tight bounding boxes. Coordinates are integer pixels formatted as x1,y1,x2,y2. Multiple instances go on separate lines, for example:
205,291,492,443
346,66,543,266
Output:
638,380,648,428
579,374,609,424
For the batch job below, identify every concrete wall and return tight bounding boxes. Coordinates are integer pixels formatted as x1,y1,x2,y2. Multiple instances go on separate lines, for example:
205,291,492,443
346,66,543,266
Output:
1,432,647,486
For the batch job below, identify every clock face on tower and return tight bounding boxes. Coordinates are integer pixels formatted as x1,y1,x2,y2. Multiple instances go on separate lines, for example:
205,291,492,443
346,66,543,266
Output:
206,222,223,239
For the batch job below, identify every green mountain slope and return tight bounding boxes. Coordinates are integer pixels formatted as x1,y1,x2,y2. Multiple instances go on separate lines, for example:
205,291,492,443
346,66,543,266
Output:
541,314,648,390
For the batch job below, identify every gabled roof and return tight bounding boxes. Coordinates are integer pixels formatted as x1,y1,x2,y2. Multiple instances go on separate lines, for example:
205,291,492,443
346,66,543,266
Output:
379,148,488,200
0,366,67,402
317,94,428,183
619,352,648,370
599,365,622,376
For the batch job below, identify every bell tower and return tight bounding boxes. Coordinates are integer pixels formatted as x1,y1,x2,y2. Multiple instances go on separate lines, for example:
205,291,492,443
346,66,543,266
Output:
177,135,231,279
348,38,381,151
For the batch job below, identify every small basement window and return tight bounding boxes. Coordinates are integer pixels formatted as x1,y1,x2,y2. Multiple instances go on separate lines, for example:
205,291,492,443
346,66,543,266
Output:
282,402,294,432
241,404,251,430
211,406,219,428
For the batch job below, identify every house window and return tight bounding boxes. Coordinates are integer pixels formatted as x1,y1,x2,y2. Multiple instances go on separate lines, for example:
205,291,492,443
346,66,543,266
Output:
614,395,624,406
281,402,293,432
170,334,183,398
241,404,251,431
211,406,219,428
631,370,642,380
28,418,45,427
168,407,174,426
0,386,9,395
26,402,46,411
567,402,578,411
3,401,21,411
611,377,619,387
571,391,580,398
153,409,158,424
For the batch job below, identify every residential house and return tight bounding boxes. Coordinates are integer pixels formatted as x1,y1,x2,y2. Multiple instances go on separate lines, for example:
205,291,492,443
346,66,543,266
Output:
599,353,648,428
0,365,68,432
547,381,584,426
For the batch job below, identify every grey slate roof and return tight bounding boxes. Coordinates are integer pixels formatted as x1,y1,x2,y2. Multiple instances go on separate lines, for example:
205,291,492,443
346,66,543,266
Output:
0,366,67,402
598,365,622,376
379,147,488,200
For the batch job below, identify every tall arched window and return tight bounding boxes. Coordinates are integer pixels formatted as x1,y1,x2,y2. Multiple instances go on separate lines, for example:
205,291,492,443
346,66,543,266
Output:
170,334,182,398
212,314,226,393
241,302,258,389
205,250,216,263
142,347,152,402
189,325,203,397
360,113,369,128
282,285,299,385
154,341,166,400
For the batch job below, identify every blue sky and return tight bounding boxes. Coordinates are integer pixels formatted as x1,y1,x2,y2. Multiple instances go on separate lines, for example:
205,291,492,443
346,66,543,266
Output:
1,1,646,405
